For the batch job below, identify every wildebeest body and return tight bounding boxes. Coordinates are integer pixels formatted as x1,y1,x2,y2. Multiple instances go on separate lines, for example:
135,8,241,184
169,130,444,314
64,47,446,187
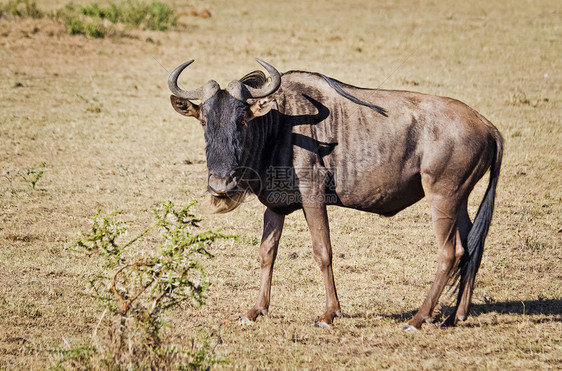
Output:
244,71,496,218
168,60,503,330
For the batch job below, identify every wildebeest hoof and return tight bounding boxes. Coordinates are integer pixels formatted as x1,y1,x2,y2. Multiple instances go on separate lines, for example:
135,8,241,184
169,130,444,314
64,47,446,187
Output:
438,320,456,329
314,321,331,329
239,316,254,325
402,325,418,332
438,315,457,328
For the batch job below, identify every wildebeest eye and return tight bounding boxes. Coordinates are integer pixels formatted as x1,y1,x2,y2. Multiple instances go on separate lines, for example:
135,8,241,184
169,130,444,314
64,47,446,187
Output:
200,118,207,127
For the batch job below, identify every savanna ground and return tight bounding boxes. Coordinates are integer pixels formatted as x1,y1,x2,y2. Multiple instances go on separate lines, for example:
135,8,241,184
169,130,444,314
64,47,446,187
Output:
1,0,561,369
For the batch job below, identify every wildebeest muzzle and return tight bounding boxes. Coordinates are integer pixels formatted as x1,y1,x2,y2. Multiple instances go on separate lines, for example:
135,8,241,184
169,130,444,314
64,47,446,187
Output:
207,171,239,197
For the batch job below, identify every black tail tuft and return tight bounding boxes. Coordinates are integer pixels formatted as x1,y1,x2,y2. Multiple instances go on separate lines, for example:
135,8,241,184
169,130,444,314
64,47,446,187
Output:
455,133,503,307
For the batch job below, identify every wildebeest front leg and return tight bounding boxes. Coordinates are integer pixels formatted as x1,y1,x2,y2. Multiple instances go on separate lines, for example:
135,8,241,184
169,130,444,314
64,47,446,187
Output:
242,208,285,323
302,203,341,327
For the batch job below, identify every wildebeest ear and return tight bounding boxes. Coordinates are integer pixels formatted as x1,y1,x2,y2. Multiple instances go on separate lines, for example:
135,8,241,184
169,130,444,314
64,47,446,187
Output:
170,95,200,118
248,97,275,119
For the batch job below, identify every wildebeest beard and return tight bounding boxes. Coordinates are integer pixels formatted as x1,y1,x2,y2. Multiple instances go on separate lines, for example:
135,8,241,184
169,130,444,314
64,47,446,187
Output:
209,191,248,214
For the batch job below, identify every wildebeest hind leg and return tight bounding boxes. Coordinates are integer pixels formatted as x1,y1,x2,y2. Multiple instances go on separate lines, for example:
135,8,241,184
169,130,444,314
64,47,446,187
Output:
405,194,461,331
302,203,341,327
242,208,285,323
441,202,474,326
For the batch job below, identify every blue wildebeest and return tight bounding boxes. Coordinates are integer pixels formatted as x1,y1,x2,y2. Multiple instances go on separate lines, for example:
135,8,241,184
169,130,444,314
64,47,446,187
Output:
168,59,503,330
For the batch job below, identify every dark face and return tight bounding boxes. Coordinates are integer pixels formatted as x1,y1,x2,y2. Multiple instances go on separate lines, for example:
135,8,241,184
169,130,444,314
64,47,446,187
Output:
169,60,281,204
171,88,276,200
200,91,247,196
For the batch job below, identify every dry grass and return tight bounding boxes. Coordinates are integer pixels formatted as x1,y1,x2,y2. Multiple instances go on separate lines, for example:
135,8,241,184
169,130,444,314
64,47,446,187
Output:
0,0,560,369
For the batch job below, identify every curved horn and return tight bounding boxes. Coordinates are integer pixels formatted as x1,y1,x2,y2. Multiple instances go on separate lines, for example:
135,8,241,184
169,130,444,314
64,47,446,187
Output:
168,60,203,100
245,58,281,99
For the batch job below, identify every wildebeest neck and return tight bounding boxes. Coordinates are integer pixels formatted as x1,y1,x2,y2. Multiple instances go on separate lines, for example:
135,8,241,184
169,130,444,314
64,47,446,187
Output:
240,106,289,193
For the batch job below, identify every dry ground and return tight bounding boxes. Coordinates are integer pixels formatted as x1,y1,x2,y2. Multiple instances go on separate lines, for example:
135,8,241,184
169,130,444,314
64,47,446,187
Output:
0,0,561,369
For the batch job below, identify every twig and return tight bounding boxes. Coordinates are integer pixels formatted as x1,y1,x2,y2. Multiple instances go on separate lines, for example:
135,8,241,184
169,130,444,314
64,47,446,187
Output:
110,259,157,314
110,264,132,314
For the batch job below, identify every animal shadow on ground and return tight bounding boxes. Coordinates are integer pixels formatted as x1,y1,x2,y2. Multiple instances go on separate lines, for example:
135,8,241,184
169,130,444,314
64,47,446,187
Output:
376,298,562,326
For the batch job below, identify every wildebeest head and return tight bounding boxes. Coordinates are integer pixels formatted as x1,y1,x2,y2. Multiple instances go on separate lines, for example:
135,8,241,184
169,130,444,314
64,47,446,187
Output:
168,59,281,212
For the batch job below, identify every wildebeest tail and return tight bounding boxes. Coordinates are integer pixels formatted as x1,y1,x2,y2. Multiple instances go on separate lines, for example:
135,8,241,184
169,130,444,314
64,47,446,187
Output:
456,132,503,304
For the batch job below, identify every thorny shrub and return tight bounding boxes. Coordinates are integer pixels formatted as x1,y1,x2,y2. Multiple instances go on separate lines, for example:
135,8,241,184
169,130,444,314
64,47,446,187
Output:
69,200,233,369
